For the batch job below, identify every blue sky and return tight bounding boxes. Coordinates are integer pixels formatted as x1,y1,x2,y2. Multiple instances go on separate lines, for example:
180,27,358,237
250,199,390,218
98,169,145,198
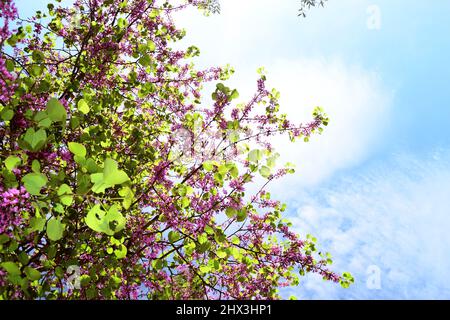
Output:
15,1,450,299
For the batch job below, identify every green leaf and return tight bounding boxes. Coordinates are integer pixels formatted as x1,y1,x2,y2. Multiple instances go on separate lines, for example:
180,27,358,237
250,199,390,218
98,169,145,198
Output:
114,244,127,259
147,40,156,52
103,158,129,185
24,267,41,281
29,217,46,232
58,184,73,206
57,184,72,196
85,158,100,173
17,252,29,265
119,186,134,210
74,155,86,165
85,204,126,236
46,98,67,122
34,111,52,128
227,163,239,178
213,172,223,184
204,225,214,235
248,149,262,163
117,17,127,28
85,204,106,233
196,239,210,255
68,142,86,158
5,59,15,72
225,207,237,218
1,262,21,276
139,54,151,67
77,173,91,194
23,128,47,151
168,231,180,243
34,111,47,122
216,83,227,93
231,236,240,245
228,130,240,143
180,196,190,208
38,117,52,128
90,173,108,194
199,265,211,273
53,203,64,213
59,194,73,206
22,173,47,195
230,247,242,259
218,164,229,175
32,50,45,62
77,99,90,114
230,89,239,100
175,184,187,196
37,80,50,94
0,234,10,244
7,34,18,47
104,205,126,234
5,156,21,171
46,218,65,241
236,208,248,222
259,166,271,178
91,159,129,193
216,250,227,259
31,160,41,173
31,65,43,77
70,116,80,129
198,234,208,245
80,275,91,287
153,259,163,270
1,108,14,121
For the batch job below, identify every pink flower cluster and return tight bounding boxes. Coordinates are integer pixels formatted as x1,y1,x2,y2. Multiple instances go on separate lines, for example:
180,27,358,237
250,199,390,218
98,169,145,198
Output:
0,186,29,235
0,0,18,103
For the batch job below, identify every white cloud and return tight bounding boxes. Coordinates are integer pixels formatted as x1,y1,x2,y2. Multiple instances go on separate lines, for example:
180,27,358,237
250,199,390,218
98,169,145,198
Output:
267,57,393,190
282,150,450,299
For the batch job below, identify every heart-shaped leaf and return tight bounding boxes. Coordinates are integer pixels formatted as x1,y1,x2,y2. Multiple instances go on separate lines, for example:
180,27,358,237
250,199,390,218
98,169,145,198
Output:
22,173,48,195
46,218,65,241
85,204,126,236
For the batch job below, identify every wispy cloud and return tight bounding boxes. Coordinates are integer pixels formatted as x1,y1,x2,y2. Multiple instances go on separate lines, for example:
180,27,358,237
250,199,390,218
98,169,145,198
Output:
267,57,393,189
280,150,450,299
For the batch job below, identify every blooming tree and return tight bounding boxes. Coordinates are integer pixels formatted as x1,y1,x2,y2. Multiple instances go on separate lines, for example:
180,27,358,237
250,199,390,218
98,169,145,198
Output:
0,0,353,299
